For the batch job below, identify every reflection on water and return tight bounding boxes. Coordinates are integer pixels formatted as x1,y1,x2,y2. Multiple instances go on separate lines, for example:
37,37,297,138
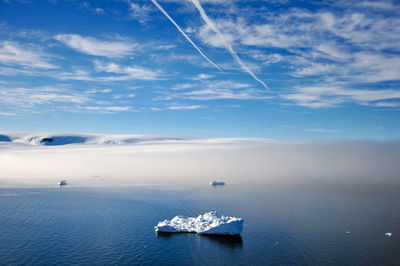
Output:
157,232,243,250
0,182,399,265
200,234,243,249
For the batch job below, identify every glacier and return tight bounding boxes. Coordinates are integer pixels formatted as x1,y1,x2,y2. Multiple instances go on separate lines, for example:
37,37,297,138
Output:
154,211,243,235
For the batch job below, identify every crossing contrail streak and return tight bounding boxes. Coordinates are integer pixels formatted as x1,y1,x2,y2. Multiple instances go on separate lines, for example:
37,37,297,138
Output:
150,0,222,71
190,0,269,90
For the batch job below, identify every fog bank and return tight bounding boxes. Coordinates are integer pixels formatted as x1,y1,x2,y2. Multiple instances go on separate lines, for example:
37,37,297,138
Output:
0,133,399,187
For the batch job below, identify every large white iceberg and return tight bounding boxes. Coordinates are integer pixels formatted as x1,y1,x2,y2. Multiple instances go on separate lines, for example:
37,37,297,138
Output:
155,211,243,235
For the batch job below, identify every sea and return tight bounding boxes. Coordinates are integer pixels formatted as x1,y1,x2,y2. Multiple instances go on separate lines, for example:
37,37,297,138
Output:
0,181,399,265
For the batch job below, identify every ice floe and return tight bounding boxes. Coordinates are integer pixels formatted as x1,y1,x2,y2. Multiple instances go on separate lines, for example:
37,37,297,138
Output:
155,211,243,235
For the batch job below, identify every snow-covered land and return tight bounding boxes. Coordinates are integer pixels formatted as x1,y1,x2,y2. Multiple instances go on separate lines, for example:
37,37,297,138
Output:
0,132,190,146
155,211,243,235
1,132,400,188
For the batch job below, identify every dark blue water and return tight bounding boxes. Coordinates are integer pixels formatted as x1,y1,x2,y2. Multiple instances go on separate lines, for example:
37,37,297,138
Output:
0,182,399,265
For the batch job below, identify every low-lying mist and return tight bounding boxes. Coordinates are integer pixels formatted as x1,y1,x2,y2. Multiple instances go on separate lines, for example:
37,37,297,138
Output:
1,136,399,189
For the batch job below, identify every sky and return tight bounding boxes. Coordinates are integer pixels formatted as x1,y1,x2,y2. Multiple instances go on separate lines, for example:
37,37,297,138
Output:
0,0,399,140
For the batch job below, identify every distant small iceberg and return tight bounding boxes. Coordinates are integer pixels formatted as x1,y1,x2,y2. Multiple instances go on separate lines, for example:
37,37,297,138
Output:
155,211,243,235
210,181,225,186
385,232,392,237
58,180,67,186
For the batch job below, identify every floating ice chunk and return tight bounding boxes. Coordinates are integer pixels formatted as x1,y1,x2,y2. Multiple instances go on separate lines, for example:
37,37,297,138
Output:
385,232,392,237
58,180,67,186
210,181,225,186
155,211,243,235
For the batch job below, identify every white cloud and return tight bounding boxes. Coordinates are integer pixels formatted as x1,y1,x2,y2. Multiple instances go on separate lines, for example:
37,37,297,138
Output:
161,80,271,101
166,104,206,110
183,88,270,100
0,85,134,114
357,1,398,10
55,34,136,58
157,44,176,50
193,73,213,80
80,106,133,113
84,89,112,94
0,111,17,117
295,63,337,76
0,42,56,69
57,70,94,81
94,8,104,14
171,83,197,90
247,51,283,65
94,61,162,80
191,4,400,88
0,87,90,108
128,2,153,24
282,86,400,108
292,51,400,83
54,62,162,82
80,2,105,15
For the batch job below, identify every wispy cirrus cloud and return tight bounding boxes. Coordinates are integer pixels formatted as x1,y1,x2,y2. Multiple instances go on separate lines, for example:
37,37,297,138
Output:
54,61,163,82
166,103,206,110
54,34,137,58
0,111,17,117
193,4,400,75
80,2,105,15
0,86,136,114
0,87,90,108
128,2,153,24
193,73,213,80
146,103,206,111
80,105,133,113
94,60,163,80
282,86,400,108
160,80,271,101
0,41,56,69
293,52,400,83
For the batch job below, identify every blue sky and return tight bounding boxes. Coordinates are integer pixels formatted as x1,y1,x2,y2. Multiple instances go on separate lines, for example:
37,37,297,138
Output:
0,0,399,139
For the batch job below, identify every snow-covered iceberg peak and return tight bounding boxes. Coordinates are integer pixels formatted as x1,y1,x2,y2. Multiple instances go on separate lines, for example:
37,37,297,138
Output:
155,211,243,235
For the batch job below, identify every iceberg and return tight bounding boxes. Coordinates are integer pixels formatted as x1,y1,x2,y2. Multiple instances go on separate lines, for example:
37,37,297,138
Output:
155,211,243,235
58,180,67,186
210,181,225,186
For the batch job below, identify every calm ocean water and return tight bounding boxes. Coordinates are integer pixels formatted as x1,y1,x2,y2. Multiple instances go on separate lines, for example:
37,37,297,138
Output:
0,182,399,265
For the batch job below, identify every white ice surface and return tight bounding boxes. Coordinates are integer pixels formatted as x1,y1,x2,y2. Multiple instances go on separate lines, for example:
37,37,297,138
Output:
0,132,193,146
155,211,244,235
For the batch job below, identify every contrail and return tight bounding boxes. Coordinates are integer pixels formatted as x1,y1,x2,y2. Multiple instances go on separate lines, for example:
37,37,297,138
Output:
190,0,269,90
149,0,222,71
